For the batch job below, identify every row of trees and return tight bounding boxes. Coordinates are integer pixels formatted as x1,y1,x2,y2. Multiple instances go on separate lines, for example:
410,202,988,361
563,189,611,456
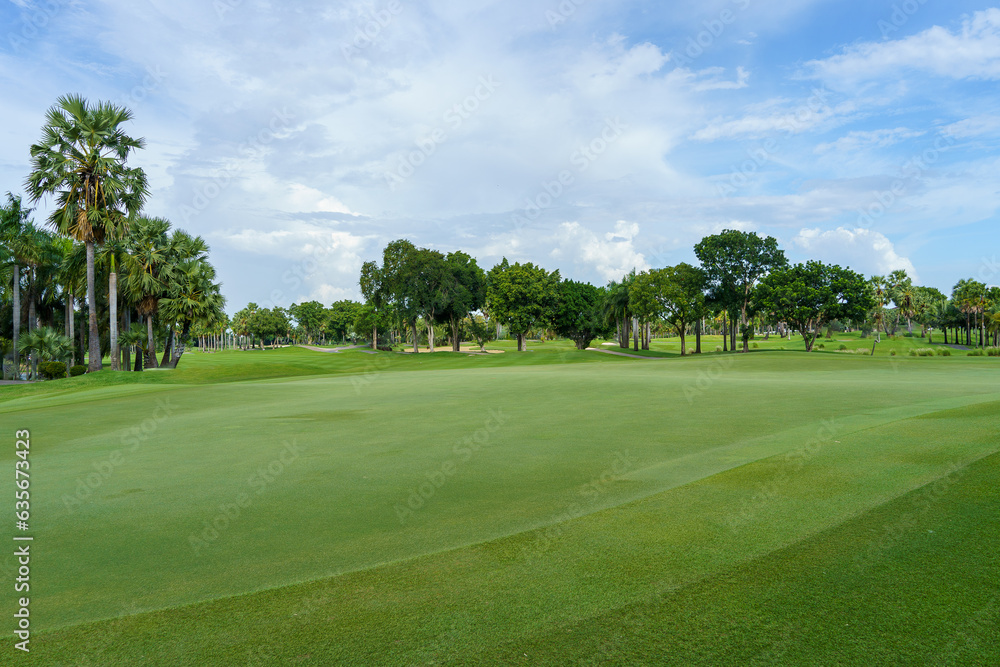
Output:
328,231,999,355
1,95,224,379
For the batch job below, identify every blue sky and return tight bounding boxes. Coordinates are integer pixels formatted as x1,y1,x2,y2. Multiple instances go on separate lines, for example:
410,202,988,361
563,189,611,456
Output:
2,0,999,311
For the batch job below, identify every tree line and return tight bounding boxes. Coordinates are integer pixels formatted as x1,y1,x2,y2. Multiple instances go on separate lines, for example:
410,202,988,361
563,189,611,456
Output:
230,231,999,355
1,95,224,380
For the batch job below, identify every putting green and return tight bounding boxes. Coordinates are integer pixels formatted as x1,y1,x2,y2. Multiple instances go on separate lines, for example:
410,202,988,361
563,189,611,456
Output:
1,347,998,664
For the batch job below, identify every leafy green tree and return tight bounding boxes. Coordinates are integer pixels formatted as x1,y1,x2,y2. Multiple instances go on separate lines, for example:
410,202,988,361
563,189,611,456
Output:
359,260,387,349
487,260,559,352
437,251,486,352
553,280,611,350
630,263,707,356
465,313,496,352
159,257,225,367
290,301,326,343
756,261,873,353
326,300,362,343
695,230,786,352
26,95,149,371
17,326,72,379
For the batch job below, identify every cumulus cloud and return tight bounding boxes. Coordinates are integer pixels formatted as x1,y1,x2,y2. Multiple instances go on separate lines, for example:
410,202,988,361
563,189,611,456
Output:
792,227,917,280
806,9,1000,87
549,221,648,282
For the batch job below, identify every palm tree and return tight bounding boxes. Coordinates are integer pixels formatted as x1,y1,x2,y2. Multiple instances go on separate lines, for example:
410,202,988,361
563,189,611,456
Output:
117,322,148,372
17,326,72,380
122,216,170,368
159,257,225,368
26,95,149,372
0,193,33,378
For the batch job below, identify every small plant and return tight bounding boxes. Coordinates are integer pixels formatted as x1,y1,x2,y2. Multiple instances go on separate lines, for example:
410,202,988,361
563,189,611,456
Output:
936,348,952,357
988,348,1000,357
715,346,723,353
69,365,87,377
856,349,869,355
39,361,67,379
967,349,985,357
838,344,848,351
817,343,825,349
752,342,759,349
890,349,897,356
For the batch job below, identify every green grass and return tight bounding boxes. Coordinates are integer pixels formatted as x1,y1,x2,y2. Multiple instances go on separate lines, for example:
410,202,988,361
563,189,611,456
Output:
2,345,998,664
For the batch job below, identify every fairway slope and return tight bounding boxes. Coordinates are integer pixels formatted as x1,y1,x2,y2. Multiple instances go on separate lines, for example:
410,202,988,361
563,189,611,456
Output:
10,391,1000,665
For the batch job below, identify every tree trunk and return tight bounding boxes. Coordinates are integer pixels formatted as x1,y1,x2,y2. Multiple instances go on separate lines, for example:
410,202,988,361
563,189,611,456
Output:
722,312,728,352
28,277,37,380
452,317,461,352
372,324,378,350
161,326,174,367
146,314,159,368
86,241,101,372
427,324,435,353
170,321,191,368
109,271,120,371
741,308,749,353
517,333,526,352
123,308,131,371
67,291,75,368
11,264,19,379
633,317,639,351
412,321,419,353
679,325,687,356
695,319,702,354
134,347,143,372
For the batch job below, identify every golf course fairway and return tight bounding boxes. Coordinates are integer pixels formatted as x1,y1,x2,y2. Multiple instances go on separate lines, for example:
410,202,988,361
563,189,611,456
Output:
2,345,998,665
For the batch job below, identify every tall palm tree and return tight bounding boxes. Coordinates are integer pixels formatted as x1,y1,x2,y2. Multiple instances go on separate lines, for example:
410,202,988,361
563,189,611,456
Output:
122,216,170,368
159,257,225,368
26,95,149,372
0,193,33,378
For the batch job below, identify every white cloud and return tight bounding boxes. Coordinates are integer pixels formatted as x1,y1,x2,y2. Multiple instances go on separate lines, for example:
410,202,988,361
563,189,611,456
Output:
942,115,1000,138
815,128,925,154
792,227,917,280
549,220,649,282
807,9,1000,88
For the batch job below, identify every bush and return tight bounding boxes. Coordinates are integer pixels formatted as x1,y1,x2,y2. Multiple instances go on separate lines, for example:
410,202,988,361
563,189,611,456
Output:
69,365,87,377
890,350,897,356
936,348,952,357
752,342,759,349
856,348,870,355
715,346,723,353
39,361,67,379
838,344,848,351
967,349,985,357
987,348,1000,357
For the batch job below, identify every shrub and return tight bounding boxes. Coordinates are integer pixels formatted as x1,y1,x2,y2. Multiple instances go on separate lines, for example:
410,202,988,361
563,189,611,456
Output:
967,349,985,357
715,346,723,352
39,361,67,379
987,348,1000,357
890,350,897,356
69,364,87,377
752,342,759,349
817,343,825,349
856,349,869,355
936,348,952,357
838,344,848,351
